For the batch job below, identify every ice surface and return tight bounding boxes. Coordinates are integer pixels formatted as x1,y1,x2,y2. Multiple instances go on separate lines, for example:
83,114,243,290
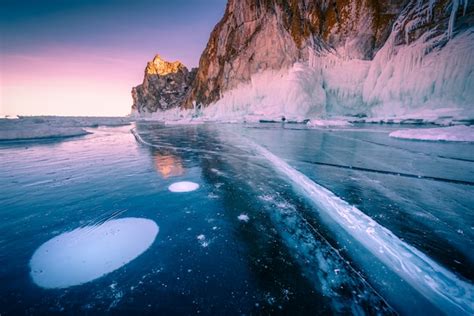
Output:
390,125,474,142
241,134,474,315
168,181,200,192
30,218,158,289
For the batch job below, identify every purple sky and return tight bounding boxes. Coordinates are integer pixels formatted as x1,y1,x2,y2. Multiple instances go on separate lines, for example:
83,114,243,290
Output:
0,0,227,116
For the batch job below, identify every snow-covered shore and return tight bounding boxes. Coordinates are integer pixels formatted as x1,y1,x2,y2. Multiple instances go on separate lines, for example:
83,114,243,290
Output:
0,116,132,141
390,125,474,142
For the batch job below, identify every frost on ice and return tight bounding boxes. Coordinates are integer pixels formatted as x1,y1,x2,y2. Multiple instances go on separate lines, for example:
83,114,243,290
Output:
168,181,200,192
30,218,158,289
389,125,474,142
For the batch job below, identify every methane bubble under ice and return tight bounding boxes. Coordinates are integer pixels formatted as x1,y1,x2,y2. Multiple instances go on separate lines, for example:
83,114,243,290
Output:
168,181,200,192
30,218,159,289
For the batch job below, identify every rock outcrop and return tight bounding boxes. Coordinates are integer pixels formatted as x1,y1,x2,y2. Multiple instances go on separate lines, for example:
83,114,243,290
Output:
132,0,473,120
183,0,407,109
184,0,473,110
132,55,196,114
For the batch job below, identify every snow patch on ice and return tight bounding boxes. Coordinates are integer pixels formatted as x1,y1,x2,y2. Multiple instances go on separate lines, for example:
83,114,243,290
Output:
168,181,200,193
389,125,474,142
164,119,204,126
307,119,352,128
30,218,158,289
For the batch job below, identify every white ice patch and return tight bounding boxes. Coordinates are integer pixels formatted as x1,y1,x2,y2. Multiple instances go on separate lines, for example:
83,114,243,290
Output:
30,218,158,289
306,119,351,127
389,125,474,142
168,181,200,193
237,214,250,222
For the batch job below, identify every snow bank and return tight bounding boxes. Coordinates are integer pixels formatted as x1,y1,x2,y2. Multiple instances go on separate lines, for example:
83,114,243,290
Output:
164,119,203,126
0,127,90,141
0,116,131,141
389,125,474,142
306,119,352,128
30,218,158,289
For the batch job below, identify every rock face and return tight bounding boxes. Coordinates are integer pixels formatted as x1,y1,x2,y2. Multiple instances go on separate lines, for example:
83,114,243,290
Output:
184,0,473,110
133,0,473,120
183,0,406,108
132,55,196,114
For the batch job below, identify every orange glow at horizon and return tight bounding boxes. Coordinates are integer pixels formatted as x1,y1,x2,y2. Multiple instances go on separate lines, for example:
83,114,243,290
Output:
153,152,185,179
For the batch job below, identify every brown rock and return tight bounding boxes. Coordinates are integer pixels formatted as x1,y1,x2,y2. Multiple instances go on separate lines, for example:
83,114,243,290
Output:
132,55,197,114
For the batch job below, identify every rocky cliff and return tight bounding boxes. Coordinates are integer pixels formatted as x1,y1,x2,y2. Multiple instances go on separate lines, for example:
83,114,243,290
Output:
183,0,406,109
132,55,196,114
133,0,473,122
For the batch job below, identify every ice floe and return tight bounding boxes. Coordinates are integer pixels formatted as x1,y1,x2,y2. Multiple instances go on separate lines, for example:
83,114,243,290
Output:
30,218,158,289
389,125,474,142
168,181,200,192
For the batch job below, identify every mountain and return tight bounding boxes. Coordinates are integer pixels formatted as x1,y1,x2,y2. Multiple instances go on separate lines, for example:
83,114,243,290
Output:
132,55,196,114
132,0,473,123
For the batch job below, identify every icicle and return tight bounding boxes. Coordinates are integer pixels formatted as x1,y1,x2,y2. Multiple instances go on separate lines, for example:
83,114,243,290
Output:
448,0,460,39
463,0,468,15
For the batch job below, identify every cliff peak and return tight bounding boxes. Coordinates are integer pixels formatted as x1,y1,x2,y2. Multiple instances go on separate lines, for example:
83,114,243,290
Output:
132,53,197,114
146,54,186,76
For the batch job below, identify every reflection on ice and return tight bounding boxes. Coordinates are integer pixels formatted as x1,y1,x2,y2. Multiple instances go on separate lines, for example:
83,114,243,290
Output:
168,181,199,192
152,151,184,178
30,218,158,289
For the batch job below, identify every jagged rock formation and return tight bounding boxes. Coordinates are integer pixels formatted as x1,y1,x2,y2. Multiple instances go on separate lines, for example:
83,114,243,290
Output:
132,55,196,114
184,0,473,110
133,0,473,121
183,0,407,109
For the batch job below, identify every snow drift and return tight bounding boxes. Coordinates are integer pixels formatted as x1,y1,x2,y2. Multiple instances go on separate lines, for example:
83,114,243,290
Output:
390,125,474,141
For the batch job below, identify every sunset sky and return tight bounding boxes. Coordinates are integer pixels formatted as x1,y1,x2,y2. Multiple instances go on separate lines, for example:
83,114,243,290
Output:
0,0,226,116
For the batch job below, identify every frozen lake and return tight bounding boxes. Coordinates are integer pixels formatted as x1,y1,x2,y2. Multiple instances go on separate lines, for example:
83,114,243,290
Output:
1,119,473,314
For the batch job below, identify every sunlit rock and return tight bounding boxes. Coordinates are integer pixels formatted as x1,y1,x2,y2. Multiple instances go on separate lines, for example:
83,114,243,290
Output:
132,55,197,114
